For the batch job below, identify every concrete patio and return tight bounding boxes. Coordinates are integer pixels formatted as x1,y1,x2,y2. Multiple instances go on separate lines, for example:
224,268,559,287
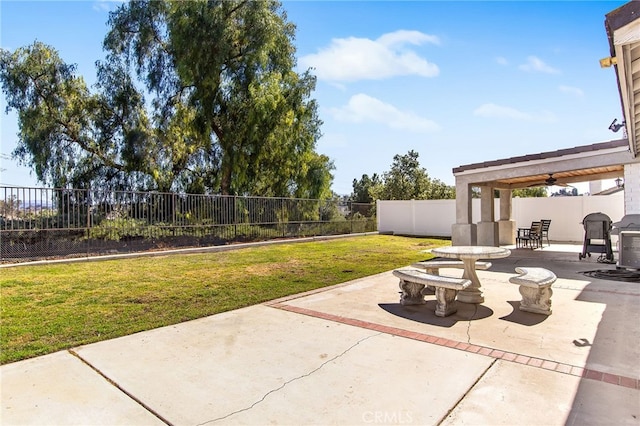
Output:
1,243,639,425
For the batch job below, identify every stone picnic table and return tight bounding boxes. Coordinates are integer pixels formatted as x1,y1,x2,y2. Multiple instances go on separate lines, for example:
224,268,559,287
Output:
430,245,511,304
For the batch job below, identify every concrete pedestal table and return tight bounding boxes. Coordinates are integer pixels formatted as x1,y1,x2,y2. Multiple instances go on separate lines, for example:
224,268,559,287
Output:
430,246,511,304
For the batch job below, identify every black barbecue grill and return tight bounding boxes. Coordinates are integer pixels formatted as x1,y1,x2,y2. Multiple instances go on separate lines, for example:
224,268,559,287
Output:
611,214,640,269
579,212,614,262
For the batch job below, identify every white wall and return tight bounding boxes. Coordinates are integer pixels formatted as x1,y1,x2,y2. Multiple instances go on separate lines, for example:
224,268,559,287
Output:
377,193,625,243
377,200,455,237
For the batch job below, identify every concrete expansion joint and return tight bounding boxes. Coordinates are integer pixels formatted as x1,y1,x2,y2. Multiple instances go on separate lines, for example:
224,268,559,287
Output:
436,358,498,425
67,349,173,425
196,333,383,425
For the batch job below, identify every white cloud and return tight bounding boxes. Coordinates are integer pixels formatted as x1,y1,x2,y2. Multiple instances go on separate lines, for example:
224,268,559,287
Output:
329,94,440,133
518,56,560,74
558,85,584,97
299,30,440,82
496,56,508,66
473,103,556,122
377,30,441,47
93,0,124,12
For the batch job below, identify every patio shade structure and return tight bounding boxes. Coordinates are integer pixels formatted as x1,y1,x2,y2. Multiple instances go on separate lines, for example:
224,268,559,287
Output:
450,1,640,247
451,140,638,246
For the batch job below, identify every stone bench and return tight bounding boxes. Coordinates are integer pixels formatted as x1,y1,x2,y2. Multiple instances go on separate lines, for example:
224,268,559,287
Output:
508,267,556,315
410,260,492,295
411,260,492,275
392,269,471,317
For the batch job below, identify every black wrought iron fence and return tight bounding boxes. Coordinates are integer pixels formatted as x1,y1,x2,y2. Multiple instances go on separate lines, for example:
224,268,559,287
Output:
0,186,376,263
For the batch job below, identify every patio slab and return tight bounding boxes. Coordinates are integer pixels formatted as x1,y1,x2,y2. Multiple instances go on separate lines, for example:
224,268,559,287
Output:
72,305,494,425
441,360,640,426
0,351,164,425
277,267,638,377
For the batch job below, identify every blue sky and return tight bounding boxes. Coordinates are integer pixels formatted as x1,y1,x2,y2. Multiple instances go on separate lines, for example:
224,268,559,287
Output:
0,0,628,195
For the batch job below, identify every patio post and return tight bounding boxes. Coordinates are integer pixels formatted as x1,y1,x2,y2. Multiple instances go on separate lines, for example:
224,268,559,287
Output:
498,189,516,245
624,163,640,214
477,185,499,246
452,178,477,246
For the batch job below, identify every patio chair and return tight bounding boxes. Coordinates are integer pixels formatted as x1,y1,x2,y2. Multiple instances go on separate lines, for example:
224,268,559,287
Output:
516,221,542,249
540,219,551,247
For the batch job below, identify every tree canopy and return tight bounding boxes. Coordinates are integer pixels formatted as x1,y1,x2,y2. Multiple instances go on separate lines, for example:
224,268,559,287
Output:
351,173,382,203
511,187,548,197
351,151,551,201
550,187,579,197
352,150,455,201
1,0,333,197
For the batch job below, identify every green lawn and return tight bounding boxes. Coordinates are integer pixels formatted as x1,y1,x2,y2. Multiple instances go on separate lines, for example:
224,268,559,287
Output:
0,234,448,364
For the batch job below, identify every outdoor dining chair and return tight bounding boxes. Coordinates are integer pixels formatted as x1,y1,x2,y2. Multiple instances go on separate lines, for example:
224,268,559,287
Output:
541,219,551,247
516,221,542,249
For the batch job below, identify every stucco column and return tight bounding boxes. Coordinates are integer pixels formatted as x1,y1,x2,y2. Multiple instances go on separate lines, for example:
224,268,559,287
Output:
498,189,516,245
452,179,477,246
624,163,640,214
477,186,499,246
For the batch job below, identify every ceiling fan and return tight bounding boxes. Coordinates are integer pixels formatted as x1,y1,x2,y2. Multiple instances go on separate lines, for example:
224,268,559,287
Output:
528,173,569,187
544,173,557,186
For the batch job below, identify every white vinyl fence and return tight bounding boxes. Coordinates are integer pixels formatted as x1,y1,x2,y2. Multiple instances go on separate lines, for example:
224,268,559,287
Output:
377,193,625,243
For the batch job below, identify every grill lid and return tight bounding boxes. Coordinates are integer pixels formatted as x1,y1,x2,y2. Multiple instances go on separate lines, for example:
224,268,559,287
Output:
611,214,640,234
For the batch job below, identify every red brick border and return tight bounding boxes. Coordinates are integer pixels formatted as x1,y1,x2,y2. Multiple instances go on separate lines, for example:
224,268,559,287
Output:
270,302,639,390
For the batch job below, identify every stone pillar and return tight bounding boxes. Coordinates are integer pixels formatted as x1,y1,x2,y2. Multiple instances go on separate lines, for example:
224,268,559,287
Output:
477,186,499,246
452,179,477,246
498,189,516,245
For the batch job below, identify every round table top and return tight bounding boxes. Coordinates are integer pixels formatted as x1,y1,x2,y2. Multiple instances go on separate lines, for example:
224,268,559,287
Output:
431,245,511,259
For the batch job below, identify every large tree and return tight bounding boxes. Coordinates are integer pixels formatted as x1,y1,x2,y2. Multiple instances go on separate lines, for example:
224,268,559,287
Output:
0,0,333,197
351,173,382,203
376,150,455,200
1,43,102,188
